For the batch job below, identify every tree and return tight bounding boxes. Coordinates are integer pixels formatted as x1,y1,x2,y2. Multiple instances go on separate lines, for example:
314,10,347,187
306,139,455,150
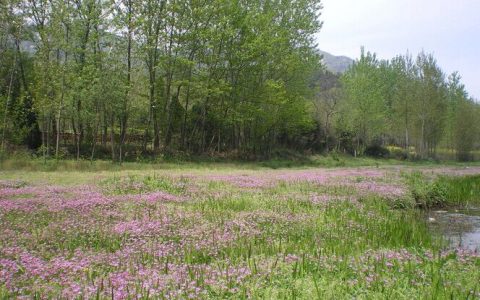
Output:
414,52,448,158
390,54,417,149
341,49,389,154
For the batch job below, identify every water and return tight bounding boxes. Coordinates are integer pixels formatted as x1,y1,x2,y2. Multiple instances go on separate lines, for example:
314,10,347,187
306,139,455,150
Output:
427,208,480,251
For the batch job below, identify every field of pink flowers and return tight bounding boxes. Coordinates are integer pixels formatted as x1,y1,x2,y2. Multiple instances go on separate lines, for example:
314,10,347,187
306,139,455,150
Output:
1,165,480,299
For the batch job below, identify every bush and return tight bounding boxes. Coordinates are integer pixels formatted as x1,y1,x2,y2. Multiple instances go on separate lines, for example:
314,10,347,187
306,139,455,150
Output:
390,148,408,160
457,151,473,162
364,145,390,158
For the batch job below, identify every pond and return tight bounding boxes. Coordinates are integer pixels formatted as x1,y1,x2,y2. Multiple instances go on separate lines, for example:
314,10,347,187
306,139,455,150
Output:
427,207,480,251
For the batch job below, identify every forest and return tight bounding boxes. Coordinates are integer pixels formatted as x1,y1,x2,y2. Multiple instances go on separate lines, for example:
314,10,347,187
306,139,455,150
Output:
1,0,479,162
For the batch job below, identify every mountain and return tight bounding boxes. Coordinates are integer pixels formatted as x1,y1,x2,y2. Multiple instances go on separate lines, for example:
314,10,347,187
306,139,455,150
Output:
318,50,354,74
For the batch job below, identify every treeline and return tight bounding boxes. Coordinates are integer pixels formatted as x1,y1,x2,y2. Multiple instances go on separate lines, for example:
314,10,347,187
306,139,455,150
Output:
315,49,480,161
1,0,322,161
1,1,479,162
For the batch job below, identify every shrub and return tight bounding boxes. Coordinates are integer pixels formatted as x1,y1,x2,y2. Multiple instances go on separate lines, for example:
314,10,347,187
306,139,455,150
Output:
457,151,473,162
390,148,408,160
364,145,390,158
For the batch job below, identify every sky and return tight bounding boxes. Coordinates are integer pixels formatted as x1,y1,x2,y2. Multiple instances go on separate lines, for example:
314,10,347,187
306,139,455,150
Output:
316,0,480,99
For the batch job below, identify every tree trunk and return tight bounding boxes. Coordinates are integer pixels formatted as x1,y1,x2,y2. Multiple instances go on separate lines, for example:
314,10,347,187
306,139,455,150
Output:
56,57,67,159
1,41,17,151
110,114,115,162
165,85,182,149
181,73,193,150
90,111,99,163
119,0,133,164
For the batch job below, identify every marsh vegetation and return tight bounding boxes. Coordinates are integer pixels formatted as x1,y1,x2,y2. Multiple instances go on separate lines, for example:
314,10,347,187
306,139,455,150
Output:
1,164,479,299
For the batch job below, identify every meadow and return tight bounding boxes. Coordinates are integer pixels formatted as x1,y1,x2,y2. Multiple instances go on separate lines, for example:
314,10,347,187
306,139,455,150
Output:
1,160,480,299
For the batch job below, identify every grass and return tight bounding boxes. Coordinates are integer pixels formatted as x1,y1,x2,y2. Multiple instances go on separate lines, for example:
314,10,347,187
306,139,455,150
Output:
0,163,480,298
437,175,480,207
1,153,479,173
404,172,480,208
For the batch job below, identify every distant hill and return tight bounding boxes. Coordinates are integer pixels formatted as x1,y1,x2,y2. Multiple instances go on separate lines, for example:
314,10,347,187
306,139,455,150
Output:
318,50,354,74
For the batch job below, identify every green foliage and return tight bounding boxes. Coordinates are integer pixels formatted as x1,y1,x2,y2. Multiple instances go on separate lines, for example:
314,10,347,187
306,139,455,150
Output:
404,172,447,208
390,147,409,160
1,0,324,159
364,144,390,158
341,49,390,149
0,0,479,162
403,173,480,208
337,50,478,161
453,97,478,161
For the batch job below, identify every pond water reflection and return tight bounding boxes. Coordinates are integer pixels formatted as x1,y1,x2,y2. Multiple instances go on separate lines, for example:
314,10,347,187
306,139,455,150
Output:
427,208,480,251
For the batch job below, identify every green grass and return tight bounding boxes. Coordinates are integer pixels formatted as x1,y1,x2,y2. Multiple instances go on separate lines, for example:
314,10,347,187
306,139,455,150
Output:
437,175,480,207
403,173,480,208
1,153,479,173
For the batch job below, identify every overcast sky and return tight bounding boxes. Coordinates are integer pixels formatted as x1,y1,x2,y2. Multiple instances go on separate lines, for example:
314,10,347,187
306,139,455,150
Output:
316,0,480,99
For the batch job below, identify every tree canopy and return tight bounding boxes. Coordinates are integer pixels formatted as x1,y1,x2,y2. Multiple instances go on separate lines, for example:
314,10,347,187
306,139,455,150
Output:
1,0,479,161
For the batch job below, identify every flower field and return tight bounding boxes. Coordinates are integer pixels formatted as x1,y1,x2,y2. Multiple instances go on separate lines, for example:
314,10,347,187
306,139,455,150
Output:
1,166,480,299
